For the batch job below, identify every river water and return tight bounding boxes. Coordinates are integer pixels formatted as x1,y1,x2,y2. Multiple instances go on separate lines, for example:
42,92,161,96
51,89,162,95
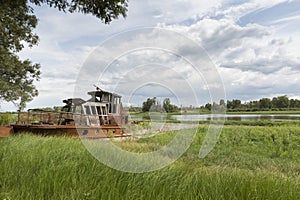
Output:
129,114,300,134
170,114,300,121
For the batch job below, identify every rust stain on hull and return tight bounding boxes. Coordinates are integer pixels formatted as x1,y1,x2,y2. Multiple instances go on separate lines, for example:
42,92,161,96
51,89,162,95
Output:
12,124,129,138
0,126,13,137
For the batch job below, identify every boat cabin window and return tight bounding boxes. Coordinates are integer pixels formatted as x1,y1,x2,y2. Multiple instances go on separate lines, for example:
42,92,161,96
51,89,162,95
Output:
102,106,107,115
102,94,109,102
96,106,101,115
84,106,91,115
91,106,97,115
111,96,121,114
114,97,120,104
74,106,82,114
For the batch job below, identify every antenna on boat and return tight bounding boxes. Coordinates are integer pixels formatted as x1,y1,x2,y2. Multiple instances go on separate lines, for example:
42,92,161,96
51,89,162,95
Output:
93,84,101,91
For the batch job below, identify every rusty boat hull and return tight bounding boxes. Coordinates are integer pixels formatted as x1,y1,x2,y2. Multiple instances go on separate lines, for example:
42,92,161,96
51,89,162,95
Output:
0,126,13,137
12,124,129,138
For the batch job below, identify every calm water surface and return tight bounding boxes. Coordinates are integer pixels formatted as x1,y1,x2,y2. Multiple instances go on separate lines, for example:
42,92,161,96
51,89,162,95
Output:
171,114,300,121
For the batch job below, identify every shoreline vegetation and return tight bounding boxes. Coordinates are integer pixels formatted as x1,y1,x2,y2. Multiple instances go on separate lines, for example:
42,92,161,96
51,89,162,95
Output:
1,122,300,199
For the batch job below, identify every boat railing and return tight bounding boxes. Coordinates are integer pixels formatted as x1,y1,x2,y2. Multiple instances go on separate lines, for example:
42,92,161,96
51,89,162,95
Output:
16,109,113,126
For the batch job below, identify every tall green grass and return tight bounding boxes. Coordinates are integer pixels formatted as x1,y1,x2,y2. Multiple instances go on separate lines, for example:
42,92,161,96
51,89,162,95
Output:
1,125,300,199
0,113,17,126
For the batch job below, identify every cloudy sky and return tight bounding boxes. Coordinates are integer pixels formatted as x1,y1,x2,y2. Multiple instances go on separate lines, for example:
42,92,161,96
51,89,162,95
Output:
2,0,300,111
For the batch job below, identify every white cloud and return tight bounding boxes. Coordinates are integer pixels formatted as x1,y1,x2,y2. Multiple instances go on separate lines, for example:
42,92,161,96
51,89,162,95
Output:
73,28,223,106
272,14,300,24
158,1,300,102
147,0,223,23
220,66,300,100
164,15,300,75
215,0,289,22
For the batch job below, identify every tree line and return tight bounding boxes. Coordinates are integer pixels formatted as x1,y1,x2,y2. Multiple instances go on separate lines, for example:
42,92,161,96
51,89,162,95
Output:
203,95,300,112
130,97,179,113
129,95,300,113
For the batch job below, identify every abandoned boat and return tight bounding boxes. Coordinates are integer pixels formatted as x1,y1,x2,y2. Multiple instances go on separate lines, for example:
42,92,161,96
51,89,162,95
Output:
10,88,129,138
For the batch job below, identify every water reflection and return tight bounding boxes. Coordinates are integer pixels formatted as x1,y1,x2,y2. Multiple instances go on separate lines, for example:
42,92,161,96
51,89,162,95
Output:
171,114,300,121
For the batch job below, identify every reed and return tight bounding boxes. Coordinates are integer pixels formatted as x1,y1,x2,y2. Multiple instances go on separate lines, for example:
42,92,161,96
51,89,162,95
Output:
1,124,300,199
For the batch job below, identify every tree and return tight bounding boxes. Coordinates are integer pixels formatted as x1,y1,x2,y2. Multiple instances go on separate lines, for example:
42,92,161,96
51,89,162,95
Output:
232,99,241,109
226,100,233,110
272,96,289,109
219,99,225,107
142,97,157,112
0,1,40,110
227,99,241,110
0,52,40,111
248,100,259,110
163,98,178,113
0,0,128,110
218,99,226,111
259,98,271,109
290,99,300,108
205,103,211,111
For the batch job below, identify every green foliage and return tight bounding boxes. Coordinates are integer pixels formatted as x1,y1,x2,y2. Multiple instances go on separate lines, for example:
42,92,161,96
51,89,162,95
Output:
128,106,142,113
142,97,157,112
272,95,290,109
0,52,40,110
191,96,300,113
219,99,225,106
204,103,211,111
290,98,300,108
29,0,128,24
225,95,300,112
142,97,178,113
0,113,17,126
259,98,271,109
0,1,38,52
227,99,241,109
163,98,178,112
0,1,40,110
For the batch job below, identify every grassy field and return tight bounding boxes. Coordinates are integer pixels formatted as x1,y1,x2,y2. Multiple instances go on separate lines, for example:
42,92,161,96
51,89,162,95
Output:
1,123,300,199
